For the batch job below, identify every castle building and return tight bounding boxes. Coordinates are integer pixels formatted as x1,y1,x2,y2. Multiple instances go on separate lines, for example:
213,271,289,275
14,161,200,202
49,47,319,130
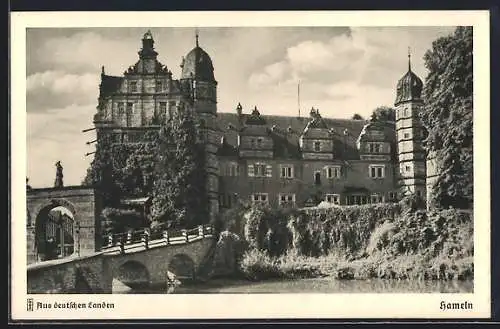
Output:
92,31,427,220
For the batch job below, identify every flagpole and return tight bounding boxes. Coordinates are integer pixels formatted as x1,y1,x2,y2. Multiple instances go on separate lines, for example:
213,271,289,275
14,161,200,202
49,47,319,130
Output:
298,80,301,118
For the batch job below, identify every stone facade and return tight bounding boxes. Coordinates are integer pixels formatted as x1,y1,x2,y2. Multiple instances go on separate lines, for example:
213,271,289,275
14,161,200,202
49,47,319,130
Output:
26,186,103,265
92,31,430,216
394,55,427,199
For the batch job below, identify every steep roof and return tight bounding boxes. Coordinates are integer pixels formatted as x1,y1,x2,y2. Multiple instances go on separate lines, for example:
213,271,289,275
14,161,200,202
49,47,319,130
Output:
99,75,123,96
215,112,374,160
181,46,216,82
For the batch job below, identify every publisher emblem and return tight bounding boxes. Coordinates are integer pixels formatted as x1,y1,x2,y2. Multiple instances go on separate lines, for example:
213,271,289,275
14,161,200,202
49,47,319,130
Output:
27,298,34,312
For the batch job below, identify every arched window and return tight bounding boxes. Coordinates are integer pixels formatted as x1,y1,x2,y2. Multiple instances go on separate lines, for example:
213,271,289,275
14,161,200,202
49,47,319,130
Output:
314,172,321,185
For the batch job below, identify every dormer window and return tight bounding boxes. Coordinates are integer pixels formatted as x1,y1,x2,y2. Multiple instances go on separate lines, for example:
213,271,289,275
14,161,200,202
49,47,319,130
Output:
368,142,383,153
314,141,321,152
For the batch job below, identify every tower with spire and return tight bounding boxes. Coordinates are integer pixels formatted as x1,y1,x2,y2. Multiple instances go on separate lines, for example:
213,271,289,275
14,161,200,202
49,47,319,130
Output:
180,30,220,219
394,48,426,199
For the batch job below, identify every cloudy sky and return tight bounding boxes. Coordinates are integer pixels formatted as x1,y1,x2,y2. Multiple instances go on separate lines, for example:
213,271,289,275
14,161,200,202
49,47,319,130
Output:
26,26,456,188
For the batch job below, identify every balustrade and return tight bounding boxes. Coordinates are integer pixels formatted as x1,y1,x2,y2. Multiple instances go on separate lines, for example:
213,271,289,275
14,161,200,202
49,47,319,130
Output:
101,224,213,252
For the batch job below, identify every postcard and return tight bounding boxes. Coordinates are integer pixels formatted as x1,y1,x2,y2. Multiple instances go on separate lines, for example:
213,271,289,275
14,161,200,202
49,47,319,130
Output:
10,10,491,320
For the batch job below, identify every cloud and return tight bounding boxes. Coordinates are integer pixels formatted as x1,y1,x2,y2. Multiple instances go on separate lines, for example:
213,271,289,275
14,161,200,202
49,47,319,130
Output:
27,70,100,112
27,104,96,188
246,26,456,118
30,31,139,75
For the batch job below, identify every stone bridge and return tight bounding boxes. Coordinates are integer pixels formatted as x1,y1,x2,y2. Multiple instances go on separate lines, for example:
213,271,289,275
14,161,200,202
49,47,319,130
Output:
27,225,217,294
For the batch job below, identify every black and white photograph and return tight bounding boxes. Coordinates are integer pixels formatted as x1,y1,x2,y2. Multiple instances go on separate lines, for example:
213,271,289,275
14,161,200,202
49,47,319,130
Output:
11,10,490,320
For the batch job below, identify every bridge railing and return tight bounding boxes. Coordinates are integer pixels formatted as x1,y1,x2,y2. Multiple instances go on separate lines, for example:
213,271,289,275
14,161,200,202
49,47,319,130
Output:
100,224,214,254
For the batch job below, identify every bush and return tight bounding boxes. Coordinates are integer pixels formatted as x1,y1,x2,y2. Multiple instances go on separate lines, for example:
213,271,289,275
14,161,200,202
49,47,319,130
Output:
236,203,472,282
239,249,280,280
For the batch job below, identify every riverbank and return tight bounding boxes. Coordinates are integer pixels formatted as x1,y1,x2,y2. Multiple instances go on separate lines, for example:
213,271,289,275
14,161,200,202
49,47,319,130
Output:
238,249,474,281
213,197,473,284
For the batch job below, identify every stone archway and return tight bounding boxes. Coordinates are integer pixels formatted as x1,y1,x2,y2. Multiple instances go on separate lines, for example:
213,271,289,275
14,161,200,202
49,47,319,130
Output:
34,199,77,262
169,254,195,280
116,261,150,289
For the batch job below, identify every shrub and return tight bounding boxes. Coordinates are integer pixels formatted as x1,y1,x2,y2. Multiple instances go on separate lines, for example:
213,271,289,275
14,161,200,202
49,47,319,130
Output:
239,249,280,280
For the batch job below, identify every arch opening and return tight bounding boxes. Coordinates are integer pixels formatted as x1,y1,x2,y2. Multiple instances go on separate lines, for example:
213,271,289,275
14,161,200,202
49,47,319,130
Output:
116,261,150,289
169,254,195,280
35,203,76,262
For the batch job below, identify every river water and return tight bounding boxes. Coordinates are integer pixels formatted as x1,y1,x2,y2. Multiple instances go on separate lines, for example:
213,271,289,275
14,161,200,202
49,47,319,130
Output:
113,278,473,294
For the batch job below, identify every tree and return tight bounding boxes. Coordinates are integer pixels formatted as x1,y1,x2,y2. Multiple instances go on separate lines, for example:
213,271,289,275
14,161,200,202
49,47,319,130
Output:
150,106,209,230
351,113,364,120
82,132,122,207
370,106,395,123
118,131,160,197
420,26,473,209
83,130,161,206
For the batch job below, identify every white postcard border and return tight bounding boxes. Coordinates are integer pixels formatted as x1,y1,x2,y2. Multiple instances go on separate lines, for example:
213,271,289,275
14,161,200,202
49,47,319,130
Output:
10,10,491,320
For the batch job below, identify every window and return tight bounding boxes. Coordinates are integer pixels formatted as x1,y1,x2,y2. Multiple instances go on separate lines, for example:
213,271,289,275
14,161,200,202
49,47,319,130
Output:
251,193,269,204
280,165,294,178
403,132,410,139
228,163,239,177
347,195,369,205
113,133,122,143
416,190,422,197
257,138,263,148
159,102,167,114
314,141,321,152
255,164,266,177
403,108,408,117
325,194,340,205
129,81,138,93
248,163,271,177
405,165,411,172
326,166,341,179
369,165,385,179
118,102,125,117
314,171,321,185
371,194,384,204
368,143,382,153
279,193,296,206
388,191,397,200
127,132,141,143
156,80,163,92
250,138,256,148
168,101,176,116
219,193,235,208
126,103,133,126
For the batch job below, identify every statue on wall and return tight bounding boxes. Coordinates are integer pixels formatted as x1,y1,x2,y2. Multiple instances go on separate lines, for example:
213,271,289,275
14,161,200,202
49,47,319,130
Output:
54,161,64,188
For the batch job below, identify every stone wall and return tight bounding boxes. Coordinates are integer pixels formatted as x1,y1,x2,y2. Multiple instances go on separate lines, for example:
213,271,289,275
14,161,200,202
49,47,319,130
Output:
26,186,102,264
27,253,113,294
